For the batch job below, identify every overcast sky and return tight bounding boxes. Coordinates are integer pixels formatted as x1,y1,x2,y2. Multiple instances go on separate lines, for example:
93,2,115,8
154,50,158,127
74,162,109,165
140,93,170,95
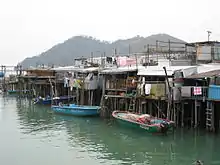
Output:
0,0,219,65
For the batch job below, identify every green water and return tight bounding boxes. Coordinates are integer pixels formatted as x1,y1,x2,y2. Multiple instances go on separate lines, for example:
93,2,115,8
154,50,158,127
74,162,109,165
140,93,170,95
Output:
0,96,220,165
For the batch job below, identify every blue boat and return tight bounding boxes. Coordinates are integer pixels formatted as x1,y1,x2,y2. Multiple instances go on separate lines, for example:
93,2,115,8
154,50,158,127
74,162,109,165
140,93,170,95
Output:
33,95,74,105
7,89,30,95
51,104,101,117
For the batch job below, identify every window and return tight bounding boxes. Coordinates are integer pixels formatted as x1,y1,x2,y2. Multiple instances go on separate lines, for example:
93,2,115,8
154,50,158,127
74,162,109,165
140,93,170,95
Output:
213,44,220,60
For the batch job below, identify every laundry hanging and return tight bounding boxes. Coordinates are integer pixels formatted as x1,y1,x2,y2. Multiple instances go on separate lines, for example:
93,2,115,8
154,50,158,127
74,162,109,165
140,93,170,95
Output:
69,77,74,91
193,87,202,95
144,84,151,95
64,77,69,88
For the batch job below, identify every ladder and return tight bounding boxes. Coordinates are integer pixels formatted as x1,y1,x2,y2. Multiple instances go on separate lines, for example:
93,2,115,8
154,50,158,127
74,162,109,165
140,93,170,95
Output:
128,89,137,111
206,101,213,131
128,98,135,111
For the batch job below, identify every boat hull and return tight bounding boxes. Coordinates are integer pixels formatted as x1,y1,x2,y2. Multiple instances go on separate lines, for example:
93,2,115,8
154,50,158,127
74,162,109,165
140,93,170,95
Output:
7,90,18,95
112,111,174,134
51,105,100,117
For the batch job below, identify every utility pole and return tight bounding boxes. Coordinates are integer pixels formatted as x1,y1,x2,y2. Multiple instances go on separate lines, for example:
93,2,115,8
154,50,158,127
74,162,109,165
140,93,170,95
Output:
207,31,212,41
129,44,131,55
91,52,93,63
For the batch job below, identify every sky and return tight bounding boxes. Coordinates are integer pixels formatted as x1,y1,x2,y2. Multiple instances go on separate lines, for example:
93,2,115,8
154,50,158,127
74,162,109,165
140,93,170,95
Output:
0,0,219,65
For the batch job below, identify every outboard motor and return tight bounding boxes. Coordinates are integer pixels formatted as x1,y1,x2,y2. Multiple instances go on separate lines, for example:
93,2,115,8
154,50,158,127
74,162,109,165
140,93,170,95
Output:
160,120,169,134
193,160,203,165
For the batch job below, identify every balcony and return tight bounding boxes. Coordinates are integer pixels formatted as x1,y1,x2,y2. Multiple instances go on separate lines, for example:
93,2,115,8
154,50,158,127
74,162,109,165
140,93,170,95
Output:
208,85,220,100
181,86,208,100
136,83,166,100
105,77,137,91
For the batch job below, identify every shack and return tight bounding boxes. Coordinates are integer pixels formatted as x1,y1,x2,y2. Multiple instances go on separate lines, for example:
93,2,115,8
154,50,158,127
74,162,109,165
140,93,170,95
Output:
52,66,100,106
99,66,144,117
137,65,197,126
17,68,55,98
183,66,220,132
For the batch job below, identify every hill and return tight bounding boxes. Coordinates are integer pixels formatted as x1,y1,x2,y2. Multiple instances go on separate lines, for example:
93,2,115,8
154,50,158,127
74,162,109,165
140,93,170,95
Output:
19,34,186,68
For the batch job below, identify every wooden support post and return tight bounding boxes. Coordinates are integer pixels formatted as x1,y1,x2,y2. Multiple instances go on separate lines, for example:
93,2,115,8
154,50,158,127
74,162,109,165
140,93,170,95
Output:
76,88,79,105
114,98,117,111
149,100,152,115
157,100,160,118
191,101,194,128
90,90,93,105
125,99,128,111
173,103,176,126
88,90,91,105
100,76,106,117
194,99,198,128
176,103,180,127
211,102,215,132
139,99,141,113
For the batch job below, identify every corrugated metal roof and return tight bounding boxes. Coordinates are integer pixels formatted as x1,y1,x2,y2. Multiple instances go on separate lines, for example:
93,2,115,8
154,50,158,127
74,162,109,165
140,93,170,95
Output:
197,63,220,73
100,65,144,74
186,69,220,79
137,66,196,76
52,66,99,73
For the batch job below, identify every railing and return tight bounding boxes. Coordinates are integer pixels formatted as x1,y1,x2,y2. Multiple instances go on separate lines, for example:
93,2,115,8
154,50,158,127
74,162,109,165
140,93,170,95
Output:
208,85,220,100
105,79,127,91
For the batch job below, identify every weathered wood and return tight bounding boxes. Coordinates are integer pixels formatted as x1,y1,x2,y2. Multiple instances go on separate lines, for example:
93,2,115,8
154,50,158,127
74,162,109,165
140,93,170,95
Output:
194,99,198,128
191,101,194,128
90,90,93,105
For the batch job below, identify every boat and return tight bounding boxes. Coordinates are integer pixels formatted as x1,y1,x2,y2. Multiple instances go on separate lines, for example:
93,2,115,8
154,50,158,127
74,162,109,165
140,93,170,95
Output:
112,111,175,134
51,103,101,117
7,90,18,95
7,89,30,95
33,95,74,105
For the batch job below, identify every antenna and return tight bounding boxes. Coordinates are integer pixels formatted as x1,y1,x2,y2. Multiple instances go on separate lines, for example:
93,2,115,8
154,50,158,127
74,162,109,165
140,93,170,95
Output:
207,31,212,41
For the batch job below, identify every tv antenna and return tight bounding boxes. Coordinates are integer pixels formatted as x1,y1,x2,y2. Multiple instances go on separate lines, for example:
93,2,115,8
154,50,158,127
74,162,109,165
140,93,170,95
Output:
207,31,212,41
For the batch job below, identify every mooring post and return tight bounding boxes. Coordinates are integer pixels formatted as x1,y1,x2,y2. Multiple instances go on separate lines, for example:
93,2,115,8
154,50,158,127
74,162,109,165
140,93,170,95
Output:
181,102,184,127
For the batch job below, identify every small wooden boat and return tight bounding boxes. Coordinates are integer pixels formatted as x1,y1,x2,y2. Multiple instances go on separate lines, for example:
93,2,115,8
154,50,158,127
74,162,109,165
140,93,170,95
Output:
33,95,74,105
112,111,174,134
51,104,101,117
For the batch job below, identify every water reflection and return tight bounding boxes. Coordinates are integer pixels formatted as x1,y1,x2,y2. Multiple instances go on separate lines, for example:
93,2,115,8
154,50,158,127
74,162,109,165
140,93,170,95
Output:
14,98,220,165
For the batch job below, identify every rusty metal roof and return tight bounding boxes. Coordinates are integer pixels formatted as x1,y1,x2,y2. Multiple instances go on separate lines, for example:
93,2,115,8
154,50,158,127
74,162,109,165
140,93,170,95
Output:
186,69,220,79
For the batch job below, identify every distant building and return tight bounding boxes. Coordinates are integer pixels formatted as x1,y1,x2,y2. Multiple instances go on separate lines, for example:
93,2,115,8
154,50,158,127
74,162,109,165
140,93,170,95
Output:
187,41,220,64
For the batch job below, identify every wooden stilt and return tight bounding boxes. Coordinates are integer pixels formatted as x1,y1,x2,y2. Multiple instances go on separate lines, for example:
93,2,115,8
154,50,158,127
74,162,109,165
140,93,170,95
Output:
211,102,215,132
194,99,198,128
90,90,93,105
76,88,79,105
139,99,141,113
149,100,152,115
173,102,176,125
191,101,194,128
177,103,180,127
88,90,91,105
157,101,160,118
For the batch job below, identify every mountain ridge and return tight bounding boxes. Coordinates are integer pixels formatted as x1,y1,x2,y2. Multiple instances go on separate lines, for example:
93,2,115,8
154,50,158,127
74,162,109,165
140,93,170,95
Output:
20,33,186,68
